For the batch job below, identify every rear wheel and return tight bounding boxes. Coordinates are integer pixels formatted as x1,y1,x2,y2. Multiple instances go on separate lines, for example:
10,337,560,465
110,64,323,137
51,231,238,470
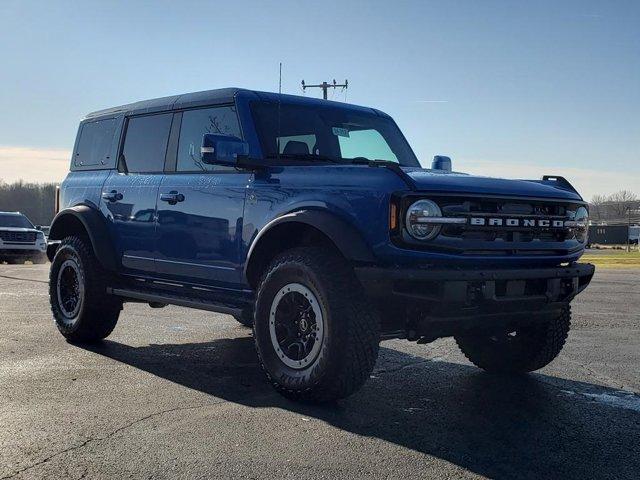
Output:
253,247,380,402
455,307,571,373
49,235,121,342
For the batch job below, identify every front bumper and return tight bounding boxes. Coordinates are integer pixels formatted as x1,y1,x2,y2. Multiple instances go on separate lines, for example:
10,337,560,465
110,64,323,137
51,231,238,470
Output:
355,262,595,338
0,241,47,256
356,262,594,304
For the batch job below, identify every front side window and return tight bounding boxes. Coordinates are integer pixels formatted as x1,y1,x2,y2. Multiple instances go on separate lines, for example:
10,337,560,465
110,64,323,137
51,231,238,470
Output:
122,113,173,173
0,214,33,228
250,102,419,166
177,106,242,172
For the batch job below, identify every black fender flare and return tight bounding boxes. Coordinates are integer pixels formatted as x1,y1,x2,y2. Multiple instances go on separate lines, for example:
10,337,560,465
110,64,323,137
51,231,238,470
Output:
48,205,119,271
244,209,375,280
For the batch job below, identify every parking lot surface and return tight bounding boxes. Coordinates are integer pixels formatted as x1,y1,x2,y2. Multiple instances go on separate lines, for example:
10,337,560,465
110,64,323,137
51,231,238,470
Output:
1,264,639,479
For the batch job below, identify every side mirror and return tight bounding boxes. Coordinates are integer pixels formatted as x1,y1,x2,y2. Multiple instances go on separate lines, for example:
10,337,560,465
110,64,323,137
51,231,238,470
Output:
432,155,452,172
201,134,249,166
35,225,41,230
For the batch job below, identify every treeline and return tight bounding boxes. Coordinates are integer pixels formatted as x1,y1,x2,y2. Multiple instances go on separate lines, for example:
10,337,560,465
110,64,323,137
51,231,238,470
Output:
590,190,640,225
0,180,57,226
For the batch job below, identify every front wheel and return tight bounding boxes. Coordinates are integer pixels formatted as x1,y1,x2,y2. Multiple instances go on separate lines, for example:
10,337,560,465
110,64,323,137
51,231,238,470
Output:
253,247,380,402
455,307,571,373
49,235,121,343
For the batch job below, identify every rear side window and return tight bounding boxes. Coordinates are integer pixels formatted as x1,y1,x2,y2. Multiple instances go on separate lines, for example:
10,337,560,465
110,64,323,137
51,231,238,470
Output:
176,106,242,172
122,113,173,173
75,118,117,167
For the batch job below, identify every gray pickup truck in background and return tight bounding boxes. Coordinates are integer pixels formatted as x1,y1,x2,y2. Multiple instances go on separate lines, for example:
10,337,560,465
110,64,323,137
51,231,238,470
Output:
0,211,47,264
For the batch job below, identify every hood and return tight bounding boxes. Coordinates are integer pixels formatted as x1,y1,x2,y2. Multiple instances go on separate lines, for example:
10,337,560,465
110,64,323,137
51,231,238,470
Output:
401,168,583,201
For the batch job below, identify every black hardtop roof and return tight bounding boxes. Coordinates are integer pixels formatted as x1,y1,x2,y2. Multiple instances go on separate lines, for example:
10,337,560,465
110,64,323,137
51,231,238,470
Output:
84,88,385,120
84,87,245,119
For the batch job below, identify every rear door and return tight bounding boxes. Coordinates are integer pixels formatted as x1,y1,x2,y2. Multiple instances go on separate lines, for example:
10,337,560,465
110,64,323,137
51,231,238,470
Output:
155,104,251,287
101,112,173,274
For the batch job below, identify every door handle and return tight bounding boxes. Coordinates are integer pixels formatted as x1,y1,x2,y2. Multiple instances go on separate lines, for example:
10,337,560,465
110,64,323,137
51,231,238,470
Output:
102,190,123,202
160,191,185,205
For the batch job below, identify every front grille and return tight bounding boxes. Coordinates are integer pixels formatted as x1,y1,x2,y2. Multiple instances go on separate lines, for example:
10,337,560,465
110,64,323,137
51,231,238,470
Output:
436,197,581,244
442,225,568,242
0,231,37,243
394,194,587,257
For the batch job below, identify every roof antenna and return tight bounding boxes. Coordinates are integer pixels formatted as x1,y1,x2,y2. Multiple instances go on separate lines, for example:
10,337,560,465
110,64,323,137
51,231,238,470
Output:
277,62,282,161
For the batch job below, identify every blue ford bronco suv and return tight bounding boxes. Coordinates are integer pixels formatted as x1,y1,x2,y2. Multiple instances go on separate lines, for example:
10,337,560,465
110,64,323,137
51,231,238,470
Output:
48,88,594,402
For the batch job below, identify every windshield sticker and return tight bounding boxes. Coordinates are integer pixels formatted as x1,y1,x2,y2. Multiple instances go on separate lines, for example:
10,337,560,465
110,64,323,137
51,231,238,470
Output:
332,127,350,138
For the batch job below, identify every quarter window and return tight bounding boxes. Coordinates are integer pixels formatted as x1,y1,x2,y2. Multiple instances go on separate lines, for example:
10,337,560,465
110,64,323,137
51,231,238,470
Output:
75,118,117,167
122,113,173,173
177,106,242,172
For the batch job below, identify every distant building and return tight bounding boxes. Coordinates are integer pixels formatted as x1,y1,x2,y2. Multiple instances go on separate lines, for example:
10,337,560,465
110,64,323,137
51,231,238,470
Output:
588,225,637,245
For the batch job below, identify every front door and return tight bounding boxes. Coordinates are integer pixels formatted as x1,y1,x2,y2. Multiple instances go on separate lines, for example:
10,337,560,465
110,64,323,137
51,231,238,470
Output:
155,105,251,287
101,112,173,274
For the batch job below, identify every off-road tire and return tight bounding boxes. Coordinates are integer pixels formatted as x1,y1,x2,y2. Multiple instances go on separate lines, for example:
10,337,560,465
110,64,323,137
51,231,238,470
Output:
455,306,571,373
233,307,253,328
49,235,121,342
253,247,380,402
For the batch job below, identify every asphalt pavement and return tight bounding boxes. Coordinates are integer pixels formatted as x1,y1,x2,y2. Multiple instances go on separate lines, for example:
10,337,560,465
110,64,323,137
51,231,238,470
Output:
1,264,639,479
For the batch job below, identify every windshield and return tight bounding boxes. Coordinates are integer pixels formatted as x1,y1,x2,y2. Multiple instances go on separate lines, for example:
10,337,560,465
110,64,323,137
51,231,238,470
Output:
0,214,34,228
251,101,420,167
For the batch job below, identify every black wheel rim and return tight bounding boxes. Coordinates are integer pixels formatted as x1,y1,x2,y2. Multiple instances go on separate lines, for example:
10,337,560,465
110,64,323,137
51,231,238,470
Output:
269,283,324,369
56,259,84,321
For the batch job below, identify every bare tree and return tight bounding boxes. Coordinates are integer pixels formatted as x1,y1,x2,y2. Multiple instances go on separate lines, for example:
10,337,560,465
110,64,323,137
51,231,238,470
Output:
608,190,638,217
590,194,608,221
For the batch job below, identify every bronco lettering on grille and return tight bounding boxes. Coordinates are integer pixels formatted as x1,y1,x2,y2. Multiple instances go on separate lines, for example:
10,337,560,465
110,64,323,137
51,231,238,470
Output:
468,217,577,228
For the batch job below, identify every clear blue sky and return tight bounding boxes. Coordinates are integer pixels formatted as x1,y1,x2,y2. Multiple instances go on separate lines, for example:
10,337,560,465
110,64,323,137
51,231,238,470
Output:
0,0,638,198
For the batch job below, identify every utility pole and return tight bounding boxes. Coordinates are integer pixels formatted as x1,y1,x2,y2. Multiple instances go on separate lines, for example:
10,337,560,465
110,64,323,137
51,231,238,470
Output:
628,206,632,253
301,79,348,100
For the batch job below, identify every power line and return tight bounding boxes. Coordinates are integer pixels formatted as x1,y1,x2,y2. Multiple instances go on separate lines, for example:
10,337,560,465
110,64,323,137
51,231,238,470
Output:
301,79,348,100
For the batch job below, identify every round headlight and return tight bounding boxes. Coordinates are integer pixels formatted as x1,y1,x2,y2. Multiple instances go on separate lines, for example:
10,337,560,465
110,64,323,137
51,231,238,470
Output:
574,206,589,243
405,199,442,240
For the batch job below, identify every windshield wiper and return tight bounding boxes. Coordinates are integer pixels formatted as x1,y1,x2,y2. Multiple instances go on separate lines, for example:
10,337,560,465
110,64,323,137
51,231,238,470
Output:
348,157,397,167
266,153,343,164
347,157,417,190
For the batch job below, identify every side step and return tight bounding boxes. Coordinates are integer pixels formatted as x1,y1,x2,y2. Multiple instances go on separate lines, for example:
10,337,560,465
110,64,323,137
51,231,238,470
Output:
108,288,244,317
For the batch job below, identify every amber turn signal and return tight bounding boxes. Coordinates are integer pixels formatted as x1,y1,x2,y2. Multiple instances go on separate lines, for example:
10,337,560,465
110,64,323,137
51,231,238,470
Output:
389,201,398,231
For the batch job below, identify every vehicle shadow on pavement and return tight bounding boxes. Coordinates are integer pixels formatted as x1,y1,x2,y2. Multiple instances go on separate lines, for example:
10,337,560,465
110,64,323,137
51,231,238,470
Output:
83,336,640,480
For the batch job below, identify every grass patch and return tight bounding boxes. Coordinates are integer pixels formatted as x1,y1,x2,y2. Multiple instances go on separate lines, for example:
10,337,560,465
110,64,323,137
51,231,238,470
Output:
581,251,640,268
